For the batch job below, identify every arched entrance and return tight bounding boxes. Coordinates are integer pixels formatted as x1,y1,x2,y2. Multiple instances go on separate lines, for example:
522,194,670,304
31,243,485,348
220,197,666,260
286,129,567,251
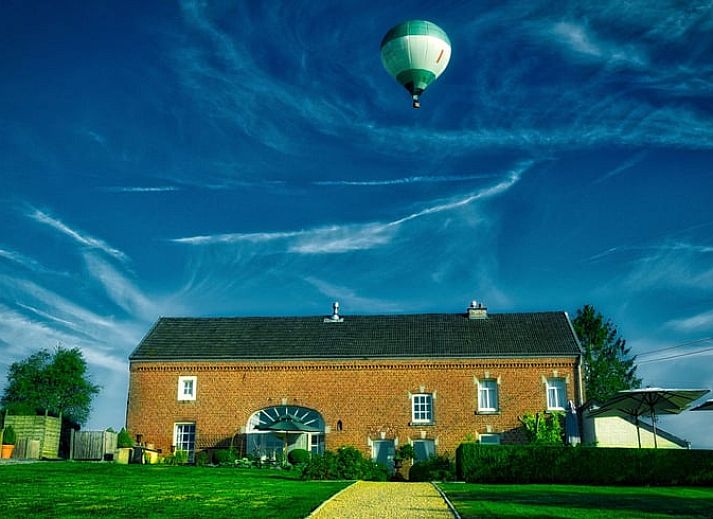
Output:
246,406,325,461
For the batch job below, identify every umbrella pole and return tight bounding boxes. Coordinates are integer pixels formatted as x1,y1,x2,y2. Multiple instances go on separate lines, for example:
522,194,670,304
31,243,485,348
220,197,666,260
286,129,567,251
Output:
635,415,641,448
652,409,658,449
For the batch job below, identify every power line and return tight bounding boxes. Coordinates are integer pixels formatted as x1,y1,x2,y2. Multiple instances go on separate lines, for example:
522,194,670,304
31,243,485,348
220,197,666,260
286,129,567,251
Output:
638,345,713,364
636,336,713,358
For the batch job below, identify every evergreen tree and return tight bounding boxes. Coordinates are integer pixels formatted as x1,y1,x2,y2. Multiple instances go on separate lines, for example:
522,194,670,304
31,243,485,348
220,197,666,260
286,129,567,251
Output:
1,346,100,425
573,305,641,403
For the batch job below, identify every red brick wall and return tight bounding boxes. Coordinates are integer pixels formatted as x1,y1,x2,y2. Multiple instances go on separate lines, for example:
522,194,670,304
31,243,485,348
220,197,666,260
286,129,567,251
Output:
126,357,580,457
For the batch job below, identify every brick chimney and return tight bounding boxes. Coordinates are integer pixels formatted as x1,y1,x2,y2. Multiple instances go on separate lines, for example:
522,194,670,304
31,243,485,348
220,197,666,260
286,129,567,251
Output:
467,300,488,319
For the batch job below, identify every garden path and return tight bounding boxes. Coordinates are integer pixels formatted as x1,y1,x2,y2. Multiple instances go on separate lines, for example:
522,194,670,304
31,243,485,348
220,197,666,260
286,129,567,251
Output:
309,481,456,518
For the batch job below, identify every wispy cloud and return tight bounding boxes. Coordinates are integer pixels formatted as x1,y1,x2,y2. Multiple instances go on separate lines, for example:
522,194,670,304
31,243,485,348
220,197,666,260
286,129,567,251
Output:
83,253,156,318
0,303,127,374
593,151,648,184
28,209,128,263
550,21,648,68
173,161,530,254
0,247,61,275
103,186,181,193
314,174,497,187
667,310,713,333
303,277,403,313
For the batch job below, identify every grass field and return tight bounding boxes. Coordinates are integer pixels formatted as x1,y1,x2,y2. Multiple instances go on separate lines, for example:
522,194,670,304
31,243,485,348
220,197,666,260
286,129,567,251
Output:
0,462,351,518
438,482,713,519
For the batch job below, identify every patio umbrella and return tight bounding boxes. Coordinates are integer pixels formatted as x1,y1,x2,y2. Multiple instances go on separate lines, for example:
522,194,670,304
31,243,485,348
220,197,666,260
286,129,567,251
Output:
565,400,580,446
588,388,709,448
691,399,713,411
255,414,320,464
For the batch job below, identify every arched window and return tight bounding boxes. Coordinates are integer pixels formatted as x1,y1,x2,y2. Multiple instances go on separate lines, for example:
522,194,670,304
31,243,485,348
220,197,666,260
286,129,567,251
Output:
246,406,325,461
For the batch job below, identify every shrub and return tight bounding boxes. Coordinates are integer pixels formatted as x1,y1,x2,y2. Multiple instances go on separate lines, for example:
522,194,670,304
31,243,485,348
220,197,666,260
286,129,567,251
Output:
301,446,388,481
2,425,16,445
409,454,455,482
213,449,237,465
195,450,211,466
116,428,133,448
456,443,713,486
394,444,415,463
288,448,310,465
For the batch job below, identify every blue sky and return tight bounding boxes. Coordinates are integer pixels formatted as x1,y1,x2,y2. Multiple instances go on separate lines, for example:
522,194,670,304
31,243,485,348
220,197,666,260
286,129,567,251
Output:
2,1,713,447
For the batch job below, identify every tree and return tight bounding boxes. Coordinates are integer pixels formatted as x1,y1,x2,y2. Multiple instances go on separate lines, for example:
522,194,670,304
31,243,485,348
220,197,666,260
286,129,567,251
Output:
1,346,100,426
572,305,641,403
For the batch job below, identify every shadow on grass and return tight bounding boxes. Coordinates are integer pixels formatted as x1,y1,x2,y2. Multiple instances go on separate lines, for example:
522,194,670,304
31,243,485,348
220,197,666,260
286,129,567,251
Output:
442,484,713,519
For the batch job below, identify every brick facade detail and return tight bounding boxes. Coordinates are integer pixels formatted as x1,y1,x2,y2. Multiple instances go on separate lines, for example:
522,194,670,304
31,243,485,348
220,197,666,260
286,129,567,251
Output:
126,356,581,457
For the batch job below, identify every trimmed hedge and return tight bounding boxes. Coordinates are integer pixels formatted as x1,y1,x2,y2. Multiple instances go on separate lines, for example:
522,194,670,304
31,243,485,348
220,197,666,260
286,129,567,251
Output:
456,443,713,486
409,454,455,482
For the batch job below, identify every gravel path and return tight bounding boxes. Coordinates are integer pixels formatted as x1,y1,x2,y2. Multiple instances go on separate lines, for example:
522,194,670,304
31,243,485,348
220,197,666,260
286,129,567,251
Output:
309,481,455,519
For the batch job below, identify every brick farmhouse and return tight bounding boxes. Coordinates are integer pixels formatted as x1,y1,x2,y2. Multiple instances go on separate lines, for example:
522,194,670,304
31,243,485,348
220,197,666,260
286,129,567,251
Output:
126,302,584,464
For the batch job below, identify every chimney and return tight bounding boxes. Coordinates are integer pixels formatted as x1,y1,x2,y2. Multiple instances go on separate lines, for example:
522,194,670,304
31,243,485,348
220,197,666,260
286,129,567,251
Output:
323,301,344,323
467,300,488,320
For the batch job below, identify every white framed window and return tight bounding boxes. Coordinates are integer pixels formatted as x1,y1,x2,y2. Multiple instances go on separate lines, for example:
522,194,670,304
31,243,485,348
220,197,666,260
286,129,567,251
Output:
478,379,499,412
173,422,196,463
177,376,197,401
479,433,501,445
412,439,436,462
546,378,566,410
411,393,433,423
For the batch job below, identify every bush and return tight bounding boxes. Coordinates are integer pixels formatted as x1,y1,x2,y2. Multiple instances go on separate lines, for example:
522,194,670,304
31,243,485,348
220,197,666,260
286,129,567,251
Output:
288,448,310,465
301,446,389,481
195,450,211,466
117,428,133,448
2,425,16,445
456,443,713,486
213,449,237,465
409,454,455,482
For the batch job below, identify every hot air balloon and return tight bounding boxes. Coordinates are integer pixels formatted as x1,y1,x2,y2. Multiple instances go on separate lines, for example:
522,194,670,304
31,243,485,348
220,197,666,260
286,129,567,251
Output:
380,20,451,109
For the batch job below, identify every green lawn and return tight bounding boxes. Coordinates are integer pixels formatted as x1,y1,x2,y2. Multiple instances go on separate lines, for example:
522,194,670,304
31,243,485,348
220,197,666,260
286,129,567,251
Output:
438,482,713,519
0,462,351,518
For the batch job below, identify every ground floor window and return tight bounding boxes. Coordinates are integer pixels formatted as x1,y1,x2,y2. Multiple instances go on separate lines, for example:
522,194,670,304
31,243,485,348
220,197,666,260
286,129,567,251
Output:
372,439,395,470
412,439,435,462
479,433,501,445
173,422,196,462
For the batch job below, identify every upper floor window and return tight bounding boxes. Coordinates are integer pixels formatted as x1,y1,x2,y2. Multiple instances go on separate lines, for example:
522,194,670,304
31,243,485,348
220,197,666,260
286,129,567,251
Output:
178,376,197,401
478,379,499,412
411,393,433,423
546,378,566,410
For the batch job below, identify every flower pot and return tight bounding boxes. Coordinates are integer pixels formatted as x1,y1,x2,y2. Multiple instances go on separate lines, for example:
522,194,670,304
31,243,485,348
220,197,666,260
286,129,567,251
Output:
1,444,15,459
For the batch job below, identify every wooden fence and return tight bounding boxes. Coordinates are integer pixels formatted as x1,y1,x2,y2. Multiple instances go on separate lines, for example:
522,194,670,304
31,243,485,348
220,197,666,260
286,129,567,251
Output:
5,415,61,459
70,430,118,460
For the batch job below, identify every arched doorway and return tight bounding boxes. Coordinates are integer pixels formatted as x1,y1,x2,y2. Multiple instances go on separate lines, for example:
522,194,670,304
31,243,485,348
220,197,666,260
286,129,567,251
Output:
246,406,325,461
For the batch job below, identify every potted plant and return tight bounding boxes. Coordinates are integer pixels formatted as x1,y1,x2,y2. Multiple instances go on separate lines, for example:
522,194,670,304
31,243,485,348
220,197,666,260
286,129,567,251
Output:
393,443,415,470
1,425,17,459
115,427,134,464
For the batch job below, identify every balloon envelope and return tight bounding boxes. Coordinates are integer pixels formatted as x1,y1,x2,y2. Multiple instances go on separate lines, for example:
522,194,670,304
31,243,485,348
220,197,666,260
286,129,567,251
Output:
380,20,451,108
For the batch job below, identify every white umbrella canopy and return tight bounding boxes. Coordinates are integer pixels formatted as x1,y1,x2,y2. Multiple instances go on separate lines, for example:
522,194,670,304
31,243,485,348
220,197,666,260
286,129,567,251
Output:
691,399,713,411
588,388,710,448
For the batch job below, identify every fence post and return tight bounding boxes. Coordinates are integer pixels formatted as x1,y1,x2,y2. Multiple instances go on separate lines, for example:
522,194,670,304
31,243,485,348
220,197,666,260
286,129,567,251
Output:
70,428,75,460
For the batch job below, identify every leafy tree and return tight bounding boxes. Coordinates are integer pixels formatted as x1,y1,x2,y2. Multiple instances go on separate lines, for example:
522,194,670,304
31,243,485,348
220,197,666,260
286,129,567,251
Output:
520,412,563,445
1,346,100,426
573,305,641,403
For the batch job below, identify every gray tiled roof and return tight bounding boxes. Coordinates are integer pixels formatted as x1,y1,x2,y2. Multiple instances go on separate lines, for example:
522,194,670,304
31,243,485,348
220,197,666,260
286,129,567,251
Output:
130,312,582,361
